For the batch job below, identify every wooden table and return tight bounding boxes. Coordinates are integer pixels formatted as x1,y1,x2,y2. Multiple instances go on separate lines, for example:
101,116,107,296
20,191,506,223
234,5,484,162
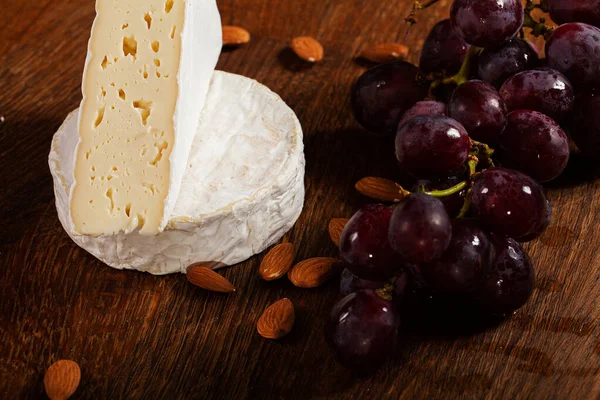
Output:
2,0,599,398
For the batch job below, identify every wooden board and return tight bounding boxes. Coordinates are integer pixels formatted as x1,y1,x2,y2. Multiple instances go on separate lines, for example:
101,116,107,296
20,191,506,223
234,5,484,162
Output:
1,0,599,398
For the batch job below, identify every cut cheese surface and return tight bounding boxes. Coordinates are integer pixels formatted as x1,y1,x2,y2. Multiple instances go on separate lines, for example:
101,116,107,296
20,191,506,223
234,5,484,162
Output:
71,0,221,236
50,72,305,275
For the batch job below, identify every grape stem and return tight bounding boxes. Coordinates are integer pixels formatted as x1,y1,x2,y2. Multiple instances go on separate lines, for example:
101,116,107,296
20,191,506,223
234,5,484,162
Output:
523,0,554,37
425,181,468,198
376,279,395,302
405,0,442,26
429,46,480,95
457,190,472,218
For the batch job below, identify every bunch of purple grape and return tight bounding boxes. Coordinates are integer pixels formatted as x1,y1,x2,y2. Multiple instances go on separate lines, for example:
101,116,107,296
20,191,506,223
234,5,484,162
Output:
327,0,600,370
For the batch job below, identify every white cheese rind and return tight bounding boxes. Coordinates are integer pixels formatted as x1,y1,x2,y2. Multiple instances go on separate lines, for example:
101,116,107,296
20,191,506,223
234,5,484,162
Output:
50,71,305,274
70,0,221,236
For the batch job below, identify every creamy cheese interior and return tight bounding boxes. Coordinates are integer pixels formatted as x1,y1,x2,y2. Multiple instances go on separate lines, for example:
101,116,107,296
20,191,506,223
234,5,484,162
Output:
71,0,185,235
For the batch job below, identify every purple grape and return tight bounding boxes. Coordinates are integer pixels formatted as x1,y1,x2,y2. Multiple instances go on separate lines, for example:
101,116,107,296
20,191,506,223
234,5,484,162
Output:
477,38,539,88
498,110,569,182
450,0,524,48
339,204,402,281
388,193,452,264
519,200,551,242
548,0,600,28
395,115,470,179
545,23,600,90
398,101,447,128
340,268,383,297
420,219,493,294
567,93,600,158
419,19,471,75
448,80,507,145
499,69,575,121
325,290,399,370
412,173,468,218
351,61,430,135
475,235,534,316
471,168,548,240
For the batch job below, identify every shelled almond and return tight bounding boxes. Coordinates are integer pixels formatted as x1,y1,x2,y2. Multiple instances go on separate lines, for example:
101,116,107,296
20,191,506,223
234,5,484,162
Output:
257,298,295,339
44,360,81,400
288,257,338,288
359,43,409,63
291,36,324,62
355,176,409,203
260,243,296,281
222,25,251,46
187,263,236,293
328,218,349,246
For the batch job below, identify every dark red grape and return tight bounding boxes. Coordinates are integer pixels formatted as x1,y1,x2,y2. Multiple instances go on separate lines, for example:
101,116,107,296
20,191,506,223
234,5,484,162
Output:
351,61,430,135
419,19,470,75
412,172,468,218
548,0,600,28
340,268,383,297
498,110,570,182
499,69,575,121
448,80,507,145
519,200,551,242
471,168,548,240
398,101,446,128
567,93,600,158
388,193,452,264
450,0,524,48
545,23,600,90
395,115,470,179
339,204,402,281
477,38,539,88
325,290,399,370
475,235,534,316
420,219,493,294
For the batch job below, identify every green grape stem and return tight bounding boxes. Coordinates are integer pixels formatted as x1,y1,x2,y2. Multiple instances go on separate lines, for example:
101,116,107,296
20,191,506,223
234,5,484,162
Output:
429,46,481,94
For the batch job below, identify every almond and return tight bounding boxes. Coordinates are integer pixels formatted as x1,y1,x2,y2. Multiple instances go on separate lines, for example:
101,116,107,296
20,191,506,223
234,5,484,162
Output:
222,25,251,46
257,298,295,339
355,177,409,203
186,264,235,292
328,218,349,246
260,243,296,281
360,43,409,63
291,36,324,62
288,257,338,288
44,360,81,400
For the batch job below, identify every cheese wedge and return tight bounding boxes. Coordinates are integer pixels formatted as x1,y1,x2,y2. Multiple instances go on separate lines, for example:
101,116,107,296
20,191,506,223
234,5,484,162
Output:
50,72,305,274
70,0,221,236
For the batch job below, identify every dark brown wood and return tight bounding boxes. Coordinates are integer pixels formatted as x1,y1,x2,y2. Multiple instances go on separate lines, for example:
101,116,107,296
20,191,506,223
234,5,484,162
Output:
1,0,599,398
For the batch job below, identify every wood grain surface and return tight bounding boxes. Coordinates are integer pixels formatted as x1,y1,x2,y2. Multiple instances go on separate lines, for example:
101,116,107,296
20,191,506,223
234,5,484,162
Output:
1,0,599,398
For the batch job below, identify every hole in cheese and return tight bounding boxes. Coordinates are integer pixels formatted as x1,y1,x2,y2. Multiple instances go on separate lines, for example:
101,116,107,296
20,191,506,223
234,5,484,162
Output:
122,23,129,29
123,35,138,58
144,13,152,29
149,141,168,166
165,0,174,13
125,203,131,217
133,99,152,125
154,59,160,67
106,188,115,211
101,55,108,69
94,106,105,128
170,25,176,39
151,41,160,52
137,213,146,229
118,89,126,100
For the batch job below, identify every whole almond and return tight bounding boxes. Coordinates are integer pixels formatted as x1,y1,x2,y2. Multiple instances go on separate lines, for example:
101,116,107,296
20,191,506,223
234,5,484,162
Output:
288,257,338,288
257,298,295,339
260,243,296,281
355,177,408,203
222,25,251,46
187,264,235,293
328,218,349,246
360,43,409,63
291,36,324,62
44,360,81,400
